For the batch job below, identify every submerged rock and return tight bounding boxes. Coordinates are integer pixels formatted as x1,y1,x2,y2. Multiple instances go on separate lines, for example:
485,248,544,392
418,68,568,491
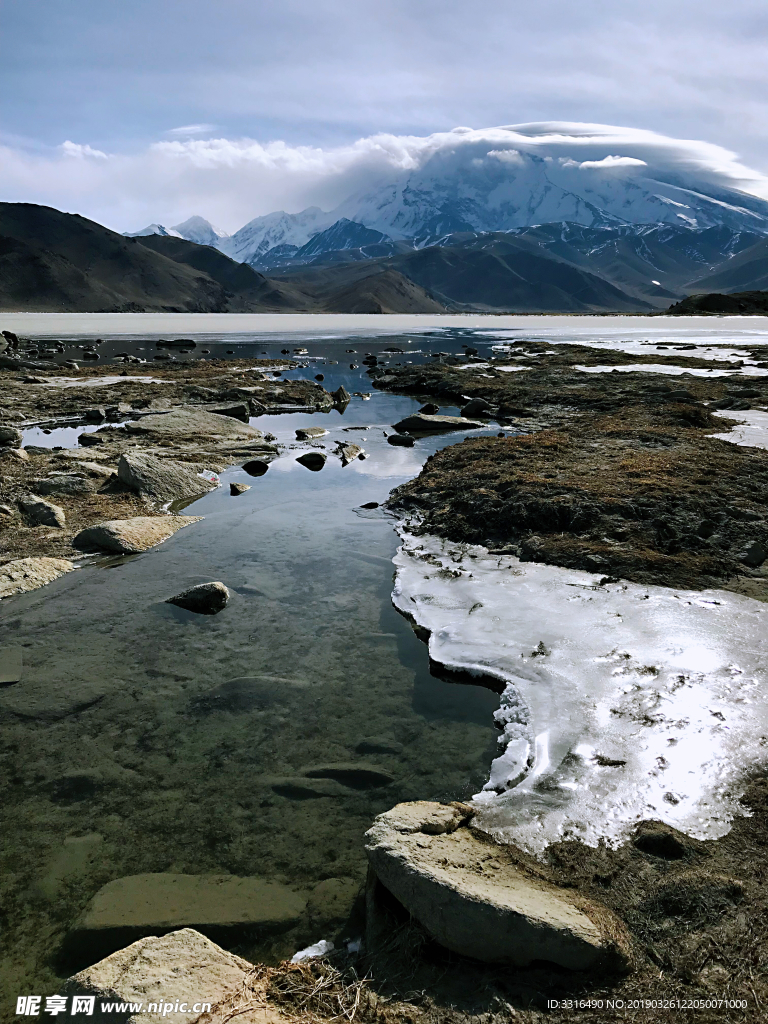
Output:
19,496,66,528
336,442,363,466
303,762,395,789
229,482,250,495
0,557,75,599
365,801,632,971
166,581,230,615
64,875,306,962
387,433,414,447
296,452,327,471
418,403,440,415
393,413,486,434
117,453,217,503
74,516,202,554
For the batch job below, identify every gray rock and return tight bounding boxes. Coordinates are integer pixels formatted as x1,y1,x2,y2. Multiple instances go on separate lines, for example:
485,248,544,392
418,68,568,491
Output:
84,408,107,423
295,426,328,440
65,875,306,962
166,582,229,615
74,516,202,554
460,398,493,417
387,433,415,447
303,762,395,789
393,413,485,434
193,402,250,422
19,496,66,528
336,443,363,466
0,425,22,447
66,929,254,1024
117,453,217,503
0,557,75,598
123,408,262,442
332,385,351,405
418,403,440,415
738,540,768,567
365,801,631,970
79,432,106,446
296,452,327,471
229,482,250,495
33,474,96,496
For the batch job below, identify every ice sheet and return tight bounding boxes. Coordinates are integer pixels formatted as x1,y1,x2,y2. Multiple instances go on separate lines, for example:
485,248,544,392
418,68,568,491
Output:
711,409,768,449
392,530,768,855
575,363,768,377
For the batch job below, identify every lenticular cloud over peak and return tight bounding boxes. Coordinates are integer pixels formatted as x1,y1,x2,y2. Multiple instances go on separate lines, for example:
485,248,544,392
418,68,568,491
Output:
3,120,768,234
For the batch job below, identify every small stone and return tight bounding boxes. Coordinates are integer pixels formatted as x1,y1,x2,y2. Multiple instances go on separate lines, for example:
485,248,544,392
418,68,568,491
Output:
332,385,351,405
336,443,363,466
387,433,415,447
418,403,440,415
242,459,270,477
356,736,403,755
229,482,250,495
302,762,395,789
295,426,328,440
632,820,690,859
0,646,23,684
296,452,327,471
738,540,767,568
0,504,13,515
166,582,230,615
460,398,493,417
0,426,22,447
83,408,106,423
78,432,105,446
360,501,379,510
19,496,66,528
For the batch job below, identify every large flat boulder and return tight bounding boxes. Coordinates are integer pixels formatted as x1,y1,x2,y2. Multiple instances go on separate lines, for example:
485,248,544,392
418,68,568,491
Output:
66,928,257,1024
0,556,74,598
365,801,631,971
64,873,307,962
123,408,262,441
117,453,218,502
74,516,202,554
392,413,486,434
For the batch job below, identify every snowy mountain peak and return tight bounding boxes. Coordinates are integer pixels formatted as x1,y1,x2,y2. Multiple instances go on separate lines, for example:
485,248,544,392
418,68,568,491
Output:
172,216,230,246
218,206,335,264
124,223,183,238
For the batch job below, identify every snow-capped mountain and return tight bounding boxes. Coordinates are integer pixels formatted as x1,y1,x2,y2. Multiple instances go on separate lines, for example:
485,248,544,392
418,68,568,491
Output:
334,128,768,243
129,124,768,263
172,215,230,246
218,207,335,264
125,223,183,238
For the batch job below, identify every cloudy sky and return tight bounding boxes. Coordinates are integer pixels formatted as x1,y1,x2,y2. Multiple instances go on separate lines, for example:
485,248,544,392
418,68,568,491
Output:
3,0,768,232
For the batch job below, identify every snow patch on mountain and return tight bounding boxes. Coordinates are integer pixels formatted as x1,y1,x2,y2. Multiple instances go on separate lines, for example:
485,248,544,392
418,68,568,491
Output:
124,223,183,238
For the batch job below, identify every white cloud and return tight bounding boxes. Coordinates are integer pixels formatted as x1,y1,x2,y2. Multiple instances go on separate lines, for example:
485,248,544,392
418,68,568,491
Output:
3,121,768,233
59,141,108,160
578,155,648,169
165,124,218,137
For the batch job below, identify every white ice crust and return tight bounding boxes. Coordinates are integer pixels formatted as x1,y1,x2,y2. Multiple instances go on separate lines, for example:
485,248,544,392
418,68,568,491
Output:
392,530,768,855
711,409,768,450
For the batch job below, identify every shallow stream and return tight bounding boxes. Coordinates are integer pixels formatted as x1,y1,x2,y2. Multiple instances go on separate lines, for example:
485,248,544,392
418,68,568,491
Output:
3,318,768,999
